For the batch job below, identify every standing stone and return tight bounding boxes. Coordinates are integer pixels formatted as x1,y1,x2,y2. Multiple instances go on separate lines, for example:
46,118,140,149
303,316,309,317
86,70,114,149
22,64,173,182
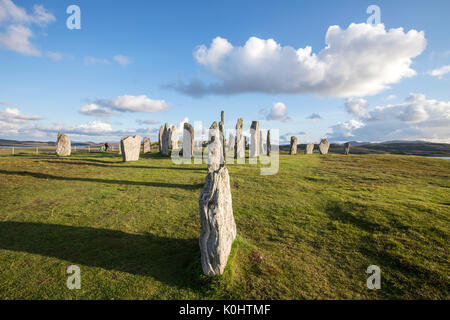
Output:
266,130,271,156
250,121,260,158
161,123,169,156
56,133,71,157
289,136,298,155
235,118,245,159
183,123,194,158
199,166,236,276
306,143,314,154
228,133,234,153
259,130,265,155
207,122,221,172
183,122,194,159
158,125,163,152
319,139,330,154
219,111,226,164
170,125,178,149
121,135,141,161
344,142,350,155
118,137,124,155
143,137,151,154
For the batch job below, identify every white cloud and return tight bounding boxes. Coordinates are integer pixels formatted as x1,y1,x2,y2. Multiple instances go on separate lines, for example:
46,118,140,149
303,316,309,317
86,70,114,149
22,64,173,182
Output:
306,113,322,122
0,0,55,56
84,56,110,66
345,97,371,119
95,95,171,113
80,104,117,117
328,120,365,139
0,106,42,135
386,94,397,101
328,93,450,143
265,102,292,122
136,119,159,125
428,65,450,79
113,55,131,66
0,24,39,56
169,23,426,98
46,51,62,61
0,107,42,123
280,131,307,144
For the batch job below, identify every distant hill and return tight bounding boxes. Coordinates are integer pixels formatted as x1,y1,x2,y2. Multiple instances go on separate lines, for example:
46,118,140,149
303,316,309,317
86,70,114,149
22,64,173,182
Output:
280,141,450,157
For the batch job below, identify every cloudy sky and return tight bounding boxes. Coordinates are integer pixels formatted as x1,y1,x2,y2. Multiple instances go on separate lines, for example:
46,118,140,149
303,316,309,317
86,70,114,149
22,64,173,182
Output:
0,0,449,143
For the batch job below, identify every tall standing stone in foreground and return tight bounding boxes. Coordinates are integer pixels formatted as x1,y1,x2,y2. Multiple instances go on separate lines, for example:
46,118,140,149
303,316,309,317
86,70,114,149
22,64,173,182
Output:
306,143,314,154
235,118,245,159
121,135,141,162
266,130,271,156
143,137,151,154
158,125,163,152
56,133,71,157
250,121,260,158
161,123,169,156
199,166,236,276
319,139,330,155
289,136,298,155
207,122,222,172
170,125,178,149
344,142,350,155
183,123,194,158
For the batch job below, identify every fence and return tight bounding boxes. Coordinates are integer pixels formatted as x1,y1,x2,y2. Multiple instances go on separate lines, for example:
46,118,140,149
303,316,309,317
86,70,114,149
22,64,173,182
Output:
0,145,119,155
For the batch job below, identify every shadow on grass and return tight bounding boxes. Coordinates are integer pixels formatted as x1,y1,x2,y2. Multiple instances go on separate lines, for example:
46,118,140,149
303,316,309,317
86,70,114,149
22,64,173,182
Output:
0,169,204,190
43,160,205,171
0,221,203,289
324,201,387,233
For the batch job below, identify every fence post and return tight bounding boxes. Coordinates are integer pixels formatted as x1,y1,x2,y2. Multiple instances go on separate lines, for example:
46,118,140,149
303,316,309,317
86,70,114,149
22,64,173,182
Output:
12,146,14,155
36,147,38,155
88,145,90,152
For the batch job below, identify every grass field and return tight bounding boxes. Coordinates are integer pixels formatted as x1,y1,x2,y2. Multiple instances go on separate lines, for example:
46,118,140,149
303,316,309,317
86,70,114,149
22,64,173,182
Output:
0,151,448,299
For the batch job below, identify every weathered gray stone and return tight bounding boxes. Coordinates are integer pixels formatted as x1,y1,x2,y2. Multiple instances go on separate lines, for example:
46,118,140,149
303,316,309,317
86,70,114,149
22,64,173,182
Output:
121,135,141,161
289,136,298,155
259,130,265,155
344,142,350,155
250,121,260,158
199,166,236,276
306,143,314,154
235,118,245,159
266,130,271,156
161,123,169,156
183,123,194,158
56,133,71,157
219,111,226,164
119,137,125,155
319,139,330,154
207,122,222,172
170,125,178,149
228,133,234,153
158,125,163,152
143,137,151,154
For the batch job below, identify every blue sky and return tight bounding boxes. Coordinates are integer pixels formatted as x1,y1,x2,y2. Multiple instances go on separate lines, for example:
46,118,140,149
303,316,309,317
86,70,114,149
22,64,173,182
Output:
0,0,449,143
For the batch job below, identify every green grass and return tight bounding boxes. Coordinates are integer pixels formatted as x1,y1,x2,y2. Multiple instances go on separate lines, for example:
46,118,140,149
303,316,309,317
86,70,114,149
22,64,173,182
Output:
0,151,448,299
